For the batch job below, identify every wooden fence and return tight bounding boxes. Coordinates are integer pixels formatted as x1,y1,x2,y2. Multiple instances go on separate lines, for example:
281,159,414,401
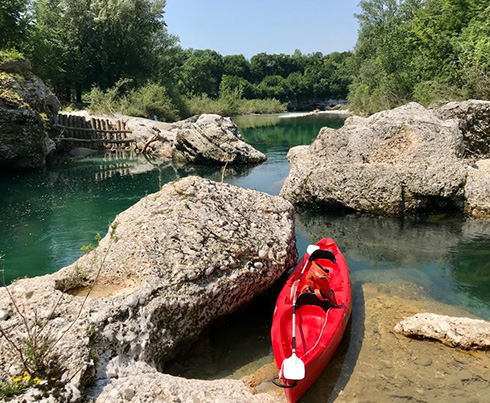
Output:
56,114,134,150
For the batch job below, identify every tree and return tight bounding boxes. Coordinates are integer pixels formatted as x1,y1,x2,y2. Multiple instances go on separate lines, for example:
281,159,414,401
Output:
0,0,31,49
223,54,251,80
177,49,224,97
28,0,169,103
219,75,255,99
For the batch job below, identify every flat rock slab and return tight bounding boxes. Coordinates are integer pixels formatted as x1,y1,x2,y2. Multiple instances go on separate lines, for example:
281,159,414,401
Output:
394,313,490,349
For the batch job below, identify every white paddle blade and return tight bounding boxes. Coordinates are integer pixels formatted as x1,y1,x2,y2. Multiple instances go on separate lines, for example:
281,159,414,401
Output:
306,244,320,256
283,353,305,380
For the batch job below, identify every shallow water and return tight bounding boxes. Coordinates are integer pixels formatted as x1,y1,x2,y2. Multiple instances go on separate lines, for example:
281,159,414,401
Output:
1,113,490,401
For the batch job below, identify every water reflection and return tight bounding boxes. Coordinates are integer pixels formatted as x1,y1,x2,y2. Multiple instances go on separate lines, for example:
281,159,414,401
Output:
295,210,490,320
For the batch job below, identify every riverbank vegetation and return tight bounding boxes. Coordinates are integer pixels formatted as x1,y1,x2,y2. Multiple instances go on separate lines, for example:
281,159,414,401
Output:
1,0,489,119
0,0,351,121
349,0,490,114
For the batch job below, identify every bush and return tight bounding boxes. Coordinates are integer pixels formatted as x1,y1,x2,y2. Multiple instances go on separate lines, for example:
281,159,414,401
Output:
185,92,286,117
413,80,467,108
87,80,182,122
127,83,180,122
0,49,24,64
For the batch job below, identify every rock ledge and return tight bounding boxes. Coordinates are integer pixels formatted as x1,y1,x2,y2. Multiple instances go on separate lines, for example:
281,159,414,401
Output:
394,312,490,349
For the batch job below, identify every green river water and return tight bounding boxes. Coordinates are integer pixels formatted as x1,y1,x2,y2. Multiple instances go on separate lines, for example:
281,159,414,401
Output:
1,113,490,400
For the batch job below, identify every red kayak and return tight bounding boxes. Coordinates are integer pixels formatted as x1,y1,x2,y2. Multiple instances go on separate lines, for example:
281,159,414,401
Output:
271,238,352,403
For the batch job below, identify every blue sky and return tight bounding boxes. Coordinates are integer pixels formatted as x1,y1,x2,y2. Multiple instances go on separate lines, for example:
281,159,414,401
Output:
165,0,361,58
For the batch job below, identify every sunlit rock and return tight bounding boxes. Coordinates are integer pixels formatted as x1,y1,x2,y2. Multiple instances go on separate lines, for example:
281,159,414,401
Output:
465,159,490,218
435,100,490,158
0,176,296,400
394,312,490,349
281,102,467,215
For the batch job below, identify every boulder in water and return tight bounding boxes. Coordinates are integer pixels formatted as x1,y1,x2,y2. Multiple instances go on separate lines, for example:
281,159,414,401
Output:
281,102,467,215
0,176,297,400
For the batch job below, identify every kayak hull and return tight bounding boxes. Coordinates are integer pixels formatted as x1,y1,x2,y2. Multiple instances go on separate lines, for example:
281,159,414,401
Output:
271,238,352,403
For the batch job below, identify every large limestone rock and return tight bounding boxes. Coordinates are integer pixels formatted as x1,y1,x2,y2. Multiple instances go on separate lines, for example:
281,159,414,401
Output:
465,159,490,217
281,102,467,215
0,176,297,401
394,313,490,349
171,114,266,165
435,100,490,158
0,55,60,168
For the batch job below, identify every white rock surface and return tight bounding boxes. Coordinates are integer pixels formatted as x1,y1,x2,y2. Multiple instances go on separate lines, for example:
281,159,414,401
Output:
281,102,467,215
90,361,279,402
394,312,490,349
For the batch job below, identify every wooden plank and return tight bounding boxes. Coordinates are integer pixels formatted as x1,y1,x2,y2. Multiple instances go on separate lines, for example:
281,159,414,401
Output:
101,119,107,148
54,125,132,134
58,138,135,144
90,118,96,140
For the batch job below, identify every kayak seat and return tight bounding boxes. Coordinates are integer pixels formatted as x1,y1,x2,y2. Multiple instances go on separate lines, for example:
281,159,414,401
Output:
296,291,332,311
309,249,336,264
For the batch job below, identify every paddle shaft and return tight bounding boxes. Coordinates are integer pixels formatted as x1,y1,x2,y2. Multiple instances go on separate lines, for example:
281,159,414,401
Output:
291,257,311,353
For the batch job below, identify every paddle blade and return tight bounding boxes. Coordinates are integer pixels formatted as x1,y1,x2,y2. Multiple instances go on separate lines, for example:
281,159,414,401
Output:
283,353,305,380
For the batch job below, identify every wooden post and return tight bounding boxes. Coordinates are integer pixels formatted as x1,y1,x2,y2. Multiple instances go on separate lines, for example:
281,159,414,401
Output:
101,119,107,149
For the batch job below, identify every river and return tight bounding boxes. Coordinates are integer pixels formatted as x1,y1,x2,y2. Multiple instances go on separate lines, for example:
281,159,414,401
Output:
1,113,489,401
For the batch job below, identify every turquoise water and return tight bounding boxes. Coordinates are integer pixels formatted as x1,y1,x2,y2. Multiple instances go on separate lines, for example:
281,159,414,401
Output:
0,112,489,320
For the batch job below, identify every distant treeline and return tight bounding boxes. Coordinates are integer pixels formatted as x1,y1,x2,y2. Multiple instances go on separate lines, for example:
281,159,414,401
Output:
1,0,489,119
0,0,352,120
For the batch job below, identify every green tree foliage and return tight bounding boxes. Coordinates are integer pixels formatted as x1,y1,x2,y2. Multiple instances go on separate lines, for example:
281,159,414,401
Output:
350,0,490,114
176,49,224,97
2,0,354,115
223,54,251,79
27,0,170,102
0,0,30,49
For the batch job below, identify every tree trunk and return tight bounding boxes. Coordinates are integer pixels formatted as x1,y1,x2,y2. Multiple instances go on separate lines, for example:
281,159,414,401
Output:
76,84,82,104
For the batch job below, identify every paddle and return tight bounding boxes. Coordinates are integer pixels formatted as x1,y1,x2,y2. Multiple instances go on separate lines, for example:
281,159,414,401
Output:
282,244,320,381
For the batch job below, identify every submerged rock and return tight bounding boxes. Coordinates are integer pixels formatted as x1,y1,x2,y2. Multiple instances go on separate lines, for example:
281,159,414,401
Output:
0,55,60,168
300,282,490,402
394,312,490,349
0,176,296,401
281,102,467,215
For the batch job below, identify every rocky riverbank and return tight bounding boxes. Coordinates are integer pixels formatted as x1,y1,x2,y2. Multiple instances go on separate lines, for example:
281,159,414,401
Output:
0,176,297,401
64,111,267,165
281,100,490,218
0,55,60,169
